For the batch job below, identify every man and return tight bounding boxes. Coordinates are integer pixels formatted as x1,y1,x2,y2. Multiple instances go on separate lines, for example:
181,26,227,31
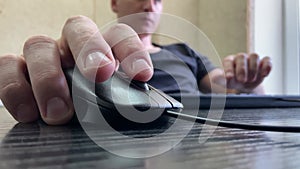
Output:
0,0,271,125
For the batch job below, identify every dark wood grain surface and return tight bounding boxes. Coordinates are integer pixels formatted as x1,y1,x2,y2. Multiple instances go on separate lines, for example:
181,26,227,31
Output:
1,107,300,169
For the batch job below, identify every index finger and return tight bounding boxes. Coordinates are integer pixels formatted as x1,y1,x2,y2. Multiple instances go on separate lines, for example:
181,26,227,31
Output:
103,24,153,82
58,15,116,82
223,55,235,79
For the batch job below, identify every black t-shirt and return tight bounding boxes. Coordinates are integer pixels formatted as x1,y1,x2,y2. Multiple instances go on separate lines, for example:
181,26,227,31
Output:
148,43,216,94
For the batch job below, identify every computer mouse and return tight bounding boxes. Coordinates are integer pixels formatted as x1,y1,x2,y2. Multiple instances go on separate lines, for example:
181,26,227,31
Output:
64,67,183,130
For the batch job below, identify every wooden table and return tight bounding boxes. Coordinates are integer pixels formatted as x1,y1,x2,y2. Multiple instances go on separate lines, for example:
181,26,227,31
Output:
1,107,300,169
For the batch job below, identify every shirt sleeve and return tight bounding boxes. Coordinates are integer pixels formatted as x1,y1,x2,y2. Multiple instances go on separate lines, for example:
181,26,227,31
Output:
179,43,217,81
195,52,217,81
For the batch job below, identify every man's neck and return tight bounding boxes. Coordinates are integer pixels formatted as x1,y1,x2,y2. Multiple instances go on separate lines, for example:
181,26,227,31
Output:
139,34,161,53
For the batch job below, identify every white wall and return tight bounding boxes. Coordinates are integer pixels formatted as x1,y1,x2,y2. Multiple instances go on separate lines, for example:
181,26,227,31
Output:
283,0,300,94
254,0,284,94
198,0,248,66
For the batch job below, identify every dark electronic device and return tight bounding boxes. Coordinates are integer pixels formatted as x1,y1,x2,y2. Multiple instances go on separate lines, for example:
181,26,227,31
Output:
64,67,300,132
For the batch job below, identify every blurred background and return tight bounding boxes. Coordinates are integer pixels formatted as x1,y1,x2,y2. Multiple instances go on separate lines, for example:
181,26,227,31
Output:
0,0,299,101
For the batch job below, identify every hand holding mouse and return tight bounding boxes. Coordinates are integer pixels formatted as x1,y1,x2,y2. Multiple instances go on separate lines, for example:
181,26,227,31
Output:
0,15,153,125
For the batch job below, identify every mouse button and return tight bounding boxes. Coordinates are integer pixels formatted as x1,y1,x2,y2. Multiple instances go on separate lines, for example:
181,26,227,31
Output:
148,85,183,110
99,72,154,107
95,78,114,102
65,67,98,101
147,89,173,109
111,84,158,107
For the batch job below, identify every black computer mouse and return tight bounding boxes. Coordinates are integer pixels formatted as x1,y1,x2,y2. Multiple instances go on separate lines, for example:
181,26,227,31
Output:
64,67,183,130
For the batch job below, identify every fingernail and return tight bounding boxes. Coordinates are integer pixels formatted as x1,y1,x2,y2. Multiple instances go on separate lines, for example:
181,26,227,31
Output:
46,97,69,120
132,59,152,73
85,52,112,69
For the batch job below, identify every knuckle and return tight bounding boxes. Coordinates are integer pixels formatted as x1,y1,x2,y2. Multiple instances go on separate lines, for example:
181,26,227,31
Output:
32,68,61,84
223,59,233,67
110,23,136,34
125,42,143,53
0,54,21,66
250,53,259,60
24,35,56,52
224,55,235,60
65,15,90,25
0,81,23,99
63,15,97,36
31,69,67,94
105,23,139,47
236,53,247,60
0,56,27,83
235,57,247,67
63,16,99,49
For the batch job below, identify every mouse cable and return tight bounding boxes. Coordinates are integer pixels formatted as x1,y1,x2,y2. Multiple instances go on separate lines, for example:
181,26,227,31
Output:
166,110,300,133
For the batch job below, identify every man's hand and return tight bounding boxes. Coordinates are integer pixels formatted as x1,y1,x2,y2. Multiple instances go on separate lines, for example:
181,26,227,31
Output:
0,15,153,125
223,53,272,94
202,53,272,94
